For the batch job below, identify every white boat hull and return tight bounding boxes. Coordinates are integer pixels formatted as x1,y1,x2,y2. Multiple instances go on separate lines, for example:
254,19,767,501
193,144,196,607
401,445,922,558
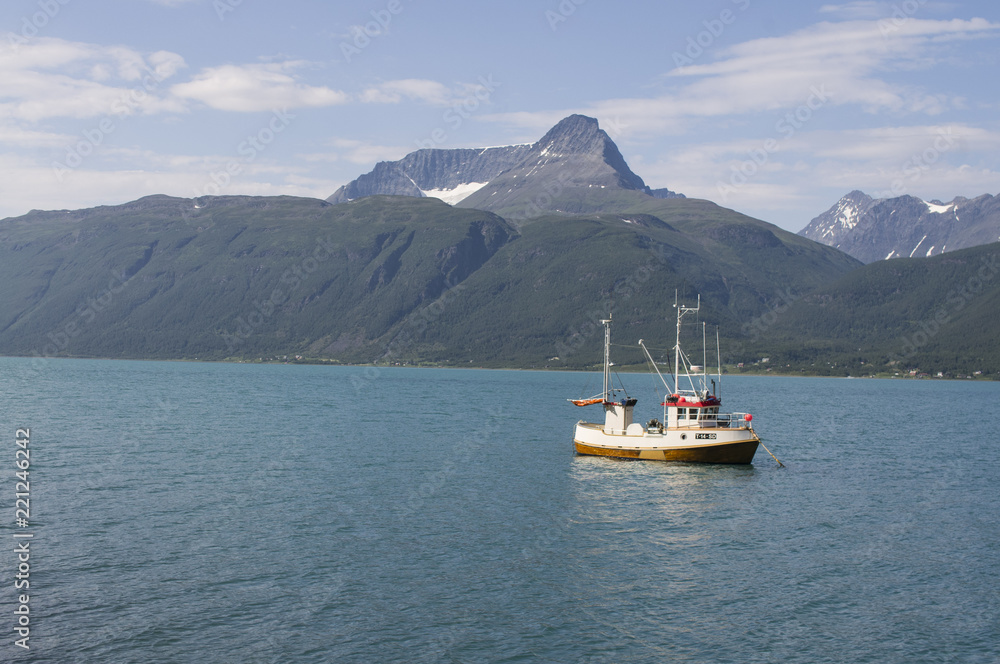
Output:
573,422,760,464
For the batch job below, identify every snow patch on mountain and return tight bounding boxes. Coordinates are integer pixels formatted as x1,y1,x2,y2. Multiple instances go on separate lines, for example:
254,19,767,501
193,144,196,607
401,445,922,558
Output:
925,201,955,214
834,201,860,232
420,182,489,205
909,235,928,258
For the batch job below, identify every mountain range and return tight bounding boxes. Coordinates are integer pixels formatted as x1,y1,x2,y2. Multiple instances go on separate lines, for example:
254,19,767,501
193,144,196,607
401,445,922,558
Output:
799,190,1000,264
1,114,997,374
328,115,683,216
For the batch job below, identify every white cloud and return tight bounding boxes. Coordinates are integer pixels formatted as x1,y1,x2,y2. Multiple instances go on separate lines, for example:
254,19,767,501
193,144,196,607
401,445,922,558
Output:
0,148,333,221
819,2,891,19
819,1,961,19
806,124,1000,162
0,124,74,148
299,138,409,165
626,120,1000,231
813,161,1000,203
359,79,489,106
170,62,349,112
665,18,997,114
361,79,451,105
0,37,481,123
0,38,187,122
484,18,1000,137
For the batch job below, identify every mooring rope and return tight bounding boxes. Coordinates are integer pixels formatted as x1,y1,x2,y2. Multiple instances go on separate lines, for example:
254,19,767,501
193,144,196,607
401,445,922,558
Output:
759,440,785,468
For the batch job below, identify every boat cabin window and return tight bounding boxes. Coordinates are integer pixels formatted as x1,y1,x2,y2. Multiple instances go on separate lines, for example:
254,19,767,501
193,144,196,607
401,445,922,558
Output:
677,408,686,420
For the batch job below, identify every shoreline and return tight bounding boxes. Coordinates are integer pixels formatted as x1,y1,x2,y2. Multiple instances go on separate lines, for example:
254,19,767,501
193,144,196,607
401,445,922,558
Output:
2,353,994,381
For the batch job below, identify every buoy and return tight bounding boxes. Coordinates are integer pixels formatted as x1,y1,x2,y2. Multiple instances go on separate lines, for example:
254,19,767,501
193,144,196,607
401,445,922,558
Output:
744,413,753,422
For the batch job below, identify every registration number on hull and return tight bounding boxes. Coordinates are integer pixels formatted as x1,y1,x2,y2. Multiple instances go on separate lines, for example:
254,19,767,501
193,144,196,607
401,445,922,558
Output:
695,433,718,440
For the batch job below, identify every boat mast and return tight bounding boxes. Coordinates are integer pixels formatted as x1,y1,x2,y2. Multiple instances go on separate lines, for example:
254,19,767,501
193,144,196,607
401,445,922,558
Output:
673,292,679,393
673,292,700,393
601,315,612,400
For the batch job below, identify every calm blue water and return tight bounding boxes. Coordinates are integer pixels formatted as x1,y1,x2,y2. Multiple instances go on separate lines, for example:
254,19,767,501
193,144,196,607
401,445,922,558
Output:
1,358,997,663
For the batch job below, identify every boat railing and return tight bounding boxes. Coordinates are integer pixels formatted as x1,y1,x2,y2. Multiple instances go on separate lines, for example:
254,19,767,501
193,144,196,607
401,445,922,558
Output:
716,413,753,429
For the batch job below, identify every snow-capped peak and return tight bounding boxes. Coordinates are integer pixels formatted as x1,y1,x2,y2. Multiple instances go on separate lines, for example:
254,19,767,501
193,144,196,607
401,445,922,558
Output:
819,199,862,238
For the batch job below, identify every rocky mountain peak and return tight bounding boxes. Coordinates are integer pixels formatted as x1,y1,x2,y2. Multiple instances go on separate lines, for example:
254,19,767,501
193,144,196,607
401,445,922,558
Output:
800,190,1000,263
799,190,875,244
326,115,679,212
534,114,602,153
528,114,646,191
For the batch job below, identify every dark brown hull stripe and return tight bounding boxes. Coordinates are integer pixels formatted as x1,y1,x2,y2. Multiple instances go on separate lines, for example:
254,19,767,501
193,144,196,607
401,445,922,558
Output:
573,439,760,464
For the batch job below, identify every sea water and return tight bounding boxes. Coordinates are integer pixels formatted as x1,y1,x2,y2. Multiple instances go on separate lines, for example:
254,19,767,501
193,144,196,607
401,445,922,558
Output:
0,358,997,663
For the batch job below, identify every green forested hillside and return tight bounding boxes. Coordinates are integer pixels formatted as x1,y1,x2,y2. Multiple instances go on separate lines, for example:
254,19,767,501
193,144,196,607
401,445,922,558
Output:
7,191,994,375
413,202,863,368
0,195,514,361
0,193,861,367
747,242,1000,375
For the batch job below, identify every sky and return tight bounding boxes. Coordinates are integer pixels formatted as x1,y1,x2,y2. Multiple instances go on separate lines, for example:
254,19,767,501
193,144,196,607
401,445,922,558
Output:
1,0,998,232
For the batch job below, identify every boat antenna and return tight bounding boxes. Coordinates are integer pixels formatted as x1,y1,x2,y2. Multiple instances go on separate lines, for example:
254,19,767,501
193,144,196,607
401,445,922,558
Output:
673,290,679,394
601,314,612,401
716,326,722,401
702,321,708,393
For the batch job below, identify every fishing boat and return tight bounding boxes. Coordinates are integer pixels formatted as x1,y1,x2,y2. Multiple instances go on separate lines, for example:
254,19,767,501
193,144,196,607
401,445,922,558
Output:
571,295,761,464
